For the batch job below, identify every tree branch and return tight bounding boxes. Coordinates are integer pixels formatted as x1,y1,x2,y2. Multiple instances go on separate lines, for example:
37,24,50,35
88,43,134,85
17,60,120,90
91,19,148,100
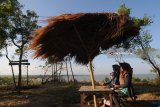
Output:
5,45,11,62
11,37,21,48
138,37,160,77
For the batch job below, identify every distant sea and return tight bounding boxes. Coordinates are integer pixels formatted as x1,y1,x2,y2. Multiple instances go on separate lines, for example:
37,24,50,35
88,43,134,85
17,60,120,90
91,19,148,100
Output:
0,74,157,82
62,74,157,82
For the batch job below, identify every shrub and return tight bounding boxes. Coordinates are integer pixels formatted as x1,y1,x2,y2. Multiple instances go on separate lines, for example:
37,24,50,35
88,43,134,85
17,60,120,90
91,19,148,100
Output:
154,78,160,85
103,77,109,83
141,78,149,83
0,77,13,85
132,77,141,82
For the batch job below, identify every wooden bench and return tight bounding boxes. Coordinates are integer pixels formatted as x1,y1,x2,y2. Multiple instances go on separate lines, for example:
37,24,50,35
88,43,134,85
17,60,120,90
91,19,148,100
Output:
79,86,113,107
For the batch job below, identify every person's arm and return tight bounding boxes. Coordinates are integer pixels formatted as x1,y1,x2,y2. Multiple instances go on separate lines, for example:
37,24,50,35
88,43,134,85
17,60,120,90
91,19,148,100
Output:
104,79,112,85
119,73,132,88
114,76,119,85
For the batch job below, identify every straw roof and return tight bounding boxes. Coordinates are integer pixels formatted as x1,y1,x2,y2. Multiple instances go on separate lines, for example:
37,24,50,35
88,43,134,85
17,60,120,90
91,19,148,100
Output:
30,13,141,64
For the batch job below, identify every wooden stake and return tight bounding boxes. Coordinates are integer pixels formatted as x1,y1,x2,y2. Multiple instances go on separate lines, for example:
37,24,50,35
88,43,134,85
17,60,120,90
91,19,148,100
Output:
89,60,97,107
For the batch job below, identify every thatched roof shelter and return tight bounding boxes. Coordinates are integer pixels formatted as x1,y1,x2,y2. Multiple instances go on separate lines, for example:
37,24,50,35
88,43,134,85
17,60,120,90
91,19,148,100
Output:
30,13,141,64
30,12,146,107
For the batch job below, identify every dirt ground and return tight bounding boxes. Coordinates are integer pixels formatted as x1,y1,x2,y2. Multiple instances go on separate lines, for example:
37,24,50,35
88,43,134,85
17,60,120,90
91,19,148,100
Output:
0,82,159,107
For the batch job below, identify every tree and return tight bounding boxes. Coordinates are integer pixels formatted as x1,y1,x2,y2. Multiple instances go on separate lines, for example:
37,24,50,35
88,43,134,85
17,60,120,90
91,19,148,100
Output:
65,58,69,82
11,9,38,93
46,57,57,81
5,46,17,89
135,31,160,77
45,57,66,82
0,0,39,93
68,57,75,83
114,4,160,77
120,29,160,78
0,0,21,89
0,0,18,53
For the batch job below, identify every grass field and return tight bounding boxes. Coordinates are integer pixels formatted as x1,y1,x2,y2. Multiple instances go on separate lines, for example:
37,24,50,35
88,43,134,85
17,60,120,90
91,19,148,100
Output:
0,81,159,107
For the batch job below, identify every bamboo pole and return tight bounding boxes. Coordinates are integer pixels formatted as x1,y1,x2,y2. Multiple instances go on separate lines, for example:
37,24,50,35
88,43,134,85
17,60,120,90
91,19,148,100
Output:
89,60,97,107
74,25,97,106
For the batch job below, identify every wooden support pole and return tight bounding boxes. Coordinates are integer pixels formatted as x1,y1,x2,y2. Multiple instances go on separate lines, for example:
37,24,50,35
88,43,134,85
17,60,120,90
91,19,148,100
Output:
89,60,97,107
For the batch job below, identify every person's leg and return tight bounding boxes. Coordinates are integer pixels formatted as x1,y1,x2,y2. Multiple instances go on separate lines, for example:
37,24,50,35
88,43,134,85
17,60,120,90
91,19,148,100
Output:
111,93,120,107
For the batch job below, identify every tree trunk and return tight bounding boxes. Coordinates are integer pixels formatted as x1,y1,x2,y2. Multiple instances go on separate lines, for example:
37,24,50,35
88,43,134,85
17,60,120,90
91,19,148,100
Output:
10,63,17,89
89,60,97,107
42,67,49,84
148,58,160,78
69,58,75,83
26,65,29,86
53,64,55,81
18,47,23,94
5,46,17,89
140,42,160,78
55,62,57,81
51,64,54,80
59,63,63,82
65,60,69,82
157,71,160,78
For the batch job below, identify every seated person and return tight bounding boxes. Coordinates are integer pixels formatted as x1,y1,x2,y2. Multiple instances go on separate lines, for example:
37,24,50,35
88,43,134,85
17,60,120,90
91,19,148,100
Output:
100,63,136,107
112,62,133,107
99,64,120,106
99,64,120,87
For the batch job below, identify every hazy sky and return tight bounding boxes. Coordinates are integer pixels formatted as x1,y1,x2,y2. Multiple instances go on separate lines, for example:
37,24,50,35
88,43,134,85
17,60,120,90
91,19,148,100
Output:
0,0,160,75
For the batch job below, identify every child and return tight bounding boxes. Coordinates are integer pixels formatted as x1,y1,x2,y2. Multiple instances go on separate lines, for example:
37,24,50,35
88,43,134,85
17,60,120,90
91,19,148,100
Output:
99,64,120,88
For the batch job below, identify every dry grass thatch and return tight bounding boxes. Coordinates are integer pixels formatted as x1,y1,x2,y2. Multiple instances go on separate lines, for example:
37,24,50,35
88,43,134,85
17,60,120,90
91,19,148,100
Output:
30,13,141,64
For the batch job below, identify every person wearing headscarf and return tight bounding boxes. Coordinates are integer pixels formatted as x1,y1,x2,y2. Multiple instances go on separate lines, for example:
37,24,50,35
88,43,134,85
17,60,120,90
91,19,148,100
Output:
112,62,133,107
99,64,120,87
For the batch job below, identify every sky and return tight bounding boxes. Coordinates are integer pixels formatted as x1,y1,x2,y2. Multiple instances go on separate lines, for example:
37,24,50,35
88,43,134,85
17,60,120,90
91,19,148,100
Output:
0,0,160,76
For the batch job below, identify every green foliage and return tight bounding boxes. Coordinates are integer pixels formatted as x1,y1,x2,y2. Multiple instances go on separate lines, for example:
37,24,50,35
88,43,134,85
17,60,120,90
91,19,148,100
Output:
133,31,160,76
116,31,152,52
0,0,39,51
117,30,153,61
115,4,152,52
0,0,39,93
142,15,151,25
104,77,109,83
140,31,152,47
68,83,78,89
154,78,160,85
116,4,130,16
150,66,160,74
15,48,20,54
141,78,149,83
135,48,154,61
133,18,141,27
133,15,151,27
120,28,152,52
0,30,6,49
147,78,160,85
132,77,160,85
0,77,13,85
0,0,20,16
132,77,141,82
0,0,18,51
28,79,41,85
116,3,151,28
9,9,39,44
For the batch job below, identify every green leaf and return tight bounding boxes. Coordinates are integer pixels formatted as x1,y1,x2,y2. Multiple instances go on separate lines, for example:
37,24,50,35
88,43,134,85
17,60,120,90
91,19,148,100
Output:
116,4,130,16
